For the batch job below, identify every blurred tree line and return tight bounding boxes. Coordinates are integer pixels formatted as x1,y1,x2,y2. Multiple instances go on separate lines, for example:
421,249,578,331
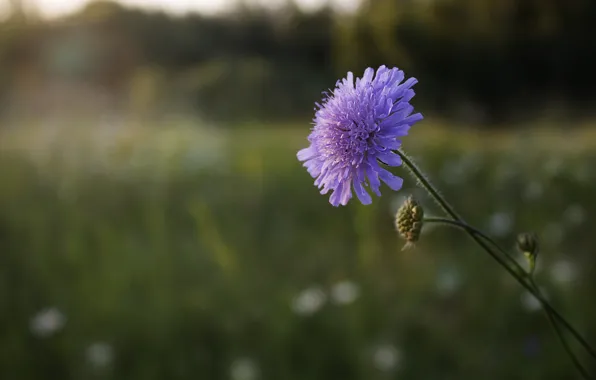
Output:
1,0,595,125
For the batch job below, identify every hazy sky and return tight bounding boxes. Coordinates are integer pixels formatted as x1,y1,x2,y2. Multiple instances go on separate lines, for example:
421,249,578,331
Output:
6,0,360,18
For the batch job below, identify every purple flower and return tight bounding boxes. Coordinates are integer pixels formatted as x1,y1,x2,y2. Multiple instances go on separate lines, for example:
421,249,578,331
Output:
297,66,423,206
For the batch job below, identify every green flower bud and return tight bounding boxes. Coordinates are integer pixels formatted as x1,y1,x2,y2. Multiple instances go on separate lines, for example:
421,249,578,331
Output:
517,232,539,274
395,196,424,249
517,232,539,256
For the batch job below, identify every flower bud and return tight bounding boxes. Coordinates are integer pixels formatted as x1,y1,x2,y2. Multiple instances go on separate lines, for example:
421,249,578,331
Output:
395,196,424,249
517,232,539,257
517,232,539,274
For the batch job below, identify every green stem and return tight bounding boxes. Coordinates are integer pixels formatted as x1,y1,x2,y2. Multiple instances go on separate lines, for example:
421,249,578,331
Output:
423,215,596,363
529,278,593,379
425,216,594,378
396,150,462,221
396,149,596,373
424,217,526,276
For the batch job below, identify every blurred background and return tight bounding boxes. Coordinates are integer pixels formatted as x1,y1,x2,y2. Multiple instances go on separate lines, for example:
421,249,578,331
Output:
0,0,595,379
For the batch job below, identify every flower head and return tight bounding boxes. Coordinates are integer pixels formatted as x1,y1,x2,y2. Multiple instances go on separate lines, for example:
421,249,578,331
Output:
297,66,423,206
395,195,424,249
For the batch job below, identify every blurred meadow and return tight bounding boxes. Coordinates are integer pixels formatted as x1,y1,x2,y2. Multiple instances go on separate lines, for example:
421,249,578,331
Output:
1,1,596,379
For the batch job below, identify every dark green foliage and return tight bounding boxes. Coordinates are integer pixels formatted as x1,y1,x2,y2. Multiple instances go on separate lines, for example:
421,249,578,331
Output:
0,126,594,379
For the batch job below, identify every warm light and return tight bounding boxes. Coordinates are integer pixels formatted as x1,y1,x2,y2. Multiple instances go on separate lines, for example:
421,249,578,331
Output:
6,0,361,19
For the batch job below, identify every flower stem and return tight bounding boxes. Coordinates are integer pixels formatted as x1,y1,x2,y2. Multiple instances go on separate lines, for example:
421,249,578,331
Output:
396,150,462,221
530,278,593,380
396,149,596,372
424,216,594,378
423,216,526,276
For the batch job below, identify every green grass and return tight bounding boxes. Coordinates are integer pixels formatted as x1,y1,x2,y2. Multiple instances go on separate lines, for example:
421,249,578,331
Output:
0,121,595,380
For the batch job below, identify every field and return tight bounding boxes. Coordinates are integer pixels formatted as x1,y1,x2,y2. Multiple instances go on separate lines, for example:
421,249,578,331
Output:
0,120,595,379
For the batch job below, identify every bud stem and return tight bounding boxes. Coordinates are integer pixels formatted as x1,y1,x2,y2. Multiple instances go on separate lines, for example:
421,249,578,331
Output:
530,277,593,379
396,149,596,375
424,216,594,378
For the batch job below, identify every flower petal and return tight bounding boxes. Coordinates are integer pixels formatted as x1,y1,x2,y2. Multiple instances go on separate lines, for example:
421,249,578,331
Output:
379,105,414,128
364,163,381,196
386,77,417,100
339,180,353,206
353,179,372,205
376,151,402,166
304,159,323,178
297,146,317,161
377,167,403,191
360,67,375,87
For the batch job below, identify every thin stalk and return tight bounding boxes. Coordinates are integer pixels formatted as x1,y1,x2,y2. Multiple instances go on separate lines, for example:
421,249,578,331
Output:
530,278,593,379
395,149,596,373
424,216,526,276
424,216,596,363
425,216,594,377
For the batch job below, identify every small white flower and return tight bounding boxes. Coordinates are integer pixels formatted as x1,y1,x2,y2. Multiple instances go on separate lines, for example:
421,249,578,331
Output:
523,182,543,201
291,287,326,316
487,212,513,237
330,281,360,306
86,342,114,368
550,260,578,285
29,307,67,337
563,204,586,226
372,344,402,372
435,267,462,297
230,358,259,380
521,289,548,313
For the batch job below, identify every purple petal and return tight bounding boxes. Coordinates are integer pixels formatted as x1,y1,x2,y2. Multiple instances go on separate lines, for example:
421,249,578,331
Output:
304,159,323,177
376,151,402,166
381,125,411,137
360,68,374,87
403,113,423,125
329,188,341,206
377,167,403,191
386,77,417,100
339,180,353,206
375,97,393,119
353,179,372,205
374,136,401,150
297,146,317,161
363,163,381,196
379,105,414,128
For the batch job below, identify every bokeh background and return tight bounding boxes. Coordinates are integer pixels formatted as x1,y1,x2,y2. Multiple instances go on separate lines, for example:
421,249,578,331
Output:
1,0,595,379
